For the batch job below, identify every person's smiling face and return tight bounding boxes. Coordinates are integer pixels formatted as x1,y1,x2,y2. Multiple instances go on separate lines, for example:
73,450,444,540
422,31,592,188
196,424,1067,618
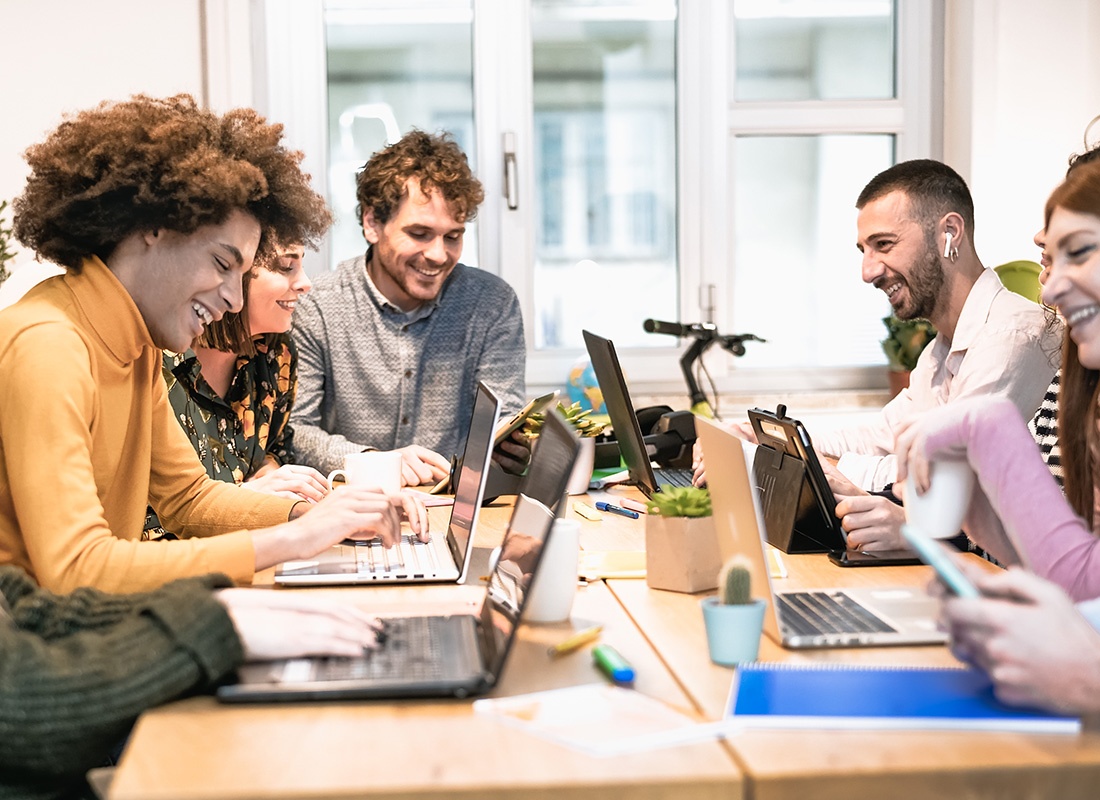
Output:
248,244,310,335
124,210,260,352
856,191,944,321
362,179,465,312
1042,206,1100,367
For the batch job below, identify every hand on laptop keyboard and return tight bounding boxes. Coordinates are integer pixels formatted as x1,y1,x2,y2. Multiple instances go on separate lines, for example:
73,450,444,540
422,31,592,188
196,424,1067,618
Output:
215,588,388,660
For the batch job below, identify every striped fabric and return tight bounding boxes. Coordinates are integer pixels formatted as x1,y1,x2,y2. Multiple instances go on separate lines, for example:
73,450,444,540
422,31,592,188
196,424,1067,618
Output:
1028,372,1063,488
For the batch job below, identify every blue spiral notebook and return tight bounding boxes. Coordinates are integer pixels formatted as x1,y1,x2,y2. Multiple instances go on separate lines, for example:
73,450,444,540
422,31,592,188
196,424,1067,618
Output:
726,662,1080,734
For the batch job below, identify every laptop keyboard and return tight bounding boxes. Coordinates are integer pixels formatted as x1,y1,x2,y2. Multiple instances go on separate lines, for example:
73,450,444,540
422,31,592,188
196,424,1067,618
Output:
312,616,447,683
778,591,897,637
654,467,695,488
352,534,443,576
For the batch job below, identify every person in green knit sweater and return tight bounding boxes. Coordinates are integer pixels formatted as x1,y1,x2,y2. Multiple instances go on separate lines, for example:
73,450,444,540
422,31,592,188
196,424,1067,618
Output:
0,565,383,800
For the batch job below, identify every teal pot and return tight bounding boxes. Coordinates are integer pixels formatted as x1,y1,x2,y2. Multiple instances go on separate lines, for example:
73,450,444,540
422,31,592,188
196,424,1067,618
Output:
700,596,766,666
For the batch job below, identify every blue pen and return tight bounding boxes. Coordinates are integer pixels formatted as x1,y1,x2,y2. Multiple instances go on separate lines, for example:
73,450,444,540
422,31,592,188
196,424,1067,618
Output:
593,644,635,685
594,501,640,519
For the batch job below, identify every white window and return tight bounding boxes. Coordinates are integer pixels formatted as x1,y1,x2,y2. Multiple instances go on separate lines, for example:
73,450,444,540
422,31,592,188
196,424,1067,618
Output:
241,0,940,397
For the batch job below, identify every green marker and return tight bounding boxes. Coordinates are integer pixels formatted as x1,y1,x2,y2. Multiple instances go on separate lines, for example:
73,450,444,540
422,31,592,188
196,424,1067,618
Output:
592,644,635,685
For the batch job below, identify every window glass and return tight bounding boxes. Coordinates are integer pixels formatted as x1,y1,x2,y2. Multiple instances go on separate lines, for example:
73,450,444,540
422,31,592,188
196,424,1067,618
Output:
325,1,477,268
733,0,895,101
531,0,678,350
731,134,895,369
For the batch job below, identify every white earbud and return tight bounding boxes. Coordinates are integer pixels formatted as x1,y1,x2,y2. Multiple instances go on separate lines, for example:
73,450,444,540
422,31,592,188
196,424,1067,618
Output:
943,231,954,258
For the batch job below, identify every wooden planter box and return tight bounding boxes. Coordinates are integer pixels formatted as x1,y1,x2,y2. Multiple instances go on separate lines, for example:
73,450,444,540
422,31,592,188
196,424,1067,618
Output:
645,515,722,594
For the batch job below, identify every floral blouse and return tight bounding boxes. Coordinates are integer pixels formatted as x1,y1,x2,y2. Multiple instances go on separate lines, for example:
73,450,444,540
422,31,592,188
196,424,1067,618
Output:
163,333,298,485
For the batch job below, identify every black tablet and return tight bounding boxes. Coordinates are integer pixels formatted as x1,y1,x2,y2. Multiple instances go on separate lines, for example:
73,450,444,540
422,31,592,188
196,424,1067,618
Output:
747,406,921,567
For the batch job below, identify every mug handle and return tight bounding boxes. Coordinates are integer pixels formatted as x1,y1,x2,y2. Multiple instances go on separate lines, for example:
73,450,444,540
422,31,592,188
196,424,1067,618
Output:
327,469,347,491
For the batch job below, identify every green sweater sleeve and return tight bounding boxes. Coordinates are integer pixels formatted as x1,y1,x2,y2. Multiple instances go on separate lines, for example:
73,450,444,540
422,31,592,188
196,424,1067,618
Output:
0,568,244,787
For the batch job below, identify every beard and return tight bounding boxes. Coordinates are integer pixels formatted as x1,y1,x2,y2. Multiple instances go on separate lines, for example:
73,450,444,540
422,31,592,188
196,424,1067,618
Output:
895,242,944,321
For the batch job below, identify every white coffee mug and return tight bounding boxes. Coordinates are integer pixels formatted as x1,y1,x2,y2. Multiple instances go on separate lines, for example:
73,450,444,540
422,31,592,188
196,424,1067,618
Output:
903,460,975,539
522,518,581,624
327,451,403,494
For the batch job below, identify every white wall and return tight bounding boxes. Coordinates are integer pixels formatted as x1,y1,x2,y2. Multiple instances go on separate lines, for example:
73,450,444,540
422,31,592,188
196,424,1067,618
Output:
0,0,205,273
945,0,1100,268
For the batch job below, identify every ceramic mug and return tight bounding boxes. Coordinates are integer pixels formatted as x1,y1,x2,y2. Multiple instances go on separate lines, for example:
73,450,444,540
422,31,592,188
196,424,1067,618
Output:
523,518,581,623
903,460,975,539
327,451,403,494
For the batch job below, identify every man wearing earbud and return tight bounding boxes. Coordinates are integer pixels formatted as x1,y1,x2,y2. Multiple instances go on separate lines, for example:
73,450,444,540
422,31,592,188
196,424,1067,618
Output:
814,159,1061,551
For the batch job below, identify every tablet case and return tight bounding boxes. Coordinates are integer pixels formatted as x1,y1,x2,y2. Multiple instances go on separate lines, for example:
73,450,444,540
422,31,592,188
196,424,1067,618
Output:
749,406,843,554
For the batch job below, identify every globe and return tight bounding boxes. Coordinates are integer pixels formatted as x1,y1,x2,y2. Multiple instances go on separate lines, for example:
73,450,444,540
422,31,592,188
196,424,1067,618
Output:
566,356,605,414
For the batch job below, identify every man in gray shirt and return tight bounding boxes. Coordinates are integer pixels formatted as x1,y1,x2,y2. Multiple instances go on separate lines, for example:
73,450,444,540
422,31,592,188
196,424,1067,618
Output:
292,131,527,482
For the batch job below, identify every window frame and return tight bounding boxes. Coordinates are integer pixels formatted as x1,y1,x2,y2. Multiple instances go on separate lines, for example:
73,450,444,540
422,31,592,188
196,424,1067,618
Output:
217,0,942,396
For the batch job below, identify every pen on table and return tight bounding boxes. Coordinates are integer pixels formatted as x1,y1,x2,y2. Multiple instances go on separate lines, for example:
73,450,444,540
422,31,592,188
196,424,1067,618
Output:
594,501,640,520
547,625,603,658
592,644,635,685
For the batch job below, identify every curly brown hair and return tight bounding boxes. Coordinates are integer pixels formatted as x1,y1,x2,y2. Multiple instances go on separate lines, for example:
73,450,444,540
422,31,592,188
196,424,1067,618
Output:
12,94,332,272
355,129,484,229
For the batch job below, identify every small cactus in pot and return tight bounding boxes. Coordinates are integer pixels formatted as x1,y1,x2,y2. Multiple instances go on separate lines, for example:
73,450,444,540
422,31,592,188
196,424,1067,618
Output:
701,554,766,666
716,554,753,605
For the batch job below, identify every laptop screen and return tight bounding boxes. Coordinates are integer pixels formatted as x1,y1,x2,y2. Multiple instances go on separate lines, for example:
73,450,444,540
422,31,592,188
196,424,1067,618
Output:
445,382,500,573
481,408,580,673
582,329,658,495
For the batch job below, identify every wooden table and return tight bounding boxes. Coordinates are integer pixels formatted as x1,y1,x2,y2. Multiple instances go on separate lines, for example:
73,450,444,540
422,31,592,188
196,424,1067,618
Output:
110,489,1100,799
108,498,741,800
609,550,1100,800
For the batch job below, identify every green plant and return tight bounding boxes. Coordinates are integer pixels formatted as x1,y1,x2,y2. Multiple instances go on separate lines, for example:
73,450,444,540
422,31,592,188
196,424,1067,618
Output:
525,401,608,438
0,200,15,286
881,315,936,372
645,486,711,518
716,554,753,605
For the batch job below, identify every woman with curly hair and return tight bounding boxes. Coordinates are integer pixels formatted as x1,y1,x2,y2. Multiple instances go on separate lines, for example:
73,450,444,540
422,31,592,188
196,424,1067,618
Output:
162,242,330,504
0,95,426,594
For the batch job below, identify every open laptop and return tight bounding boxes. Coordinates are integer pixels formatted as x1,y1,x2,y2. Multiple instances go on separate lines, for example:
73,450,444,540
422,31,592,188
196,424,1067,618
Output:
696,416,946,649
583,329,694,495
273,381,500,586
218,408,581,703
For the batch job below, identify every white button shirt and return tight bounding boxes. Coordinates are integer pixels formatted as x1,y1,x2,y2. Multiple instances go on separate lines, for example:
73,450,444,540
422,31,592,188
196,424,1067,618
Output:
816,268,1062,491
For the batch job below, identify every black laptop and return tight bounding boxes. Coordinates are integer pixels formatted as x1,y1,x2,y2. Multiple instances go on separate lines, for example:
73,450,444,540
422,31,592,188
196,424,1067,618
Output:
583,329,694,496
217,408,581,703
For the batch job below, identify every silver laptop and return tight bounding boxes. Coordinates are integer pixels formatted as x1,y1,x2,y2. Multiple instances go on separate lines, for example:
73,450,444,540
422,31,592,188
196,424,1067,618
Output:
274,382,500,586
217,409,581,703
582,329,694,495
696,417,946,649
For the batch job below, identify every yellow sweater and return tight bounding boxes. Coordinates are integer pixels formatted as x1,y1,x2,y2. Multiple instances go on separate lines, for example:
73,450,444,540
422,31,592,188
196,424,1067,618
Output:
0,257,295,592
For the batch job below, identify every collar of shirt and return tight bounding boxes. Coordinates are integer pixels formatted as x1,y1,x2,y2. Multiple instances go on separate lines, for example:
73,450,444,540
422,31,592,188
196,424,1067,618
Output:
360,246,443,325
166,347,253,409
947,268,1004,355
68,255,154,365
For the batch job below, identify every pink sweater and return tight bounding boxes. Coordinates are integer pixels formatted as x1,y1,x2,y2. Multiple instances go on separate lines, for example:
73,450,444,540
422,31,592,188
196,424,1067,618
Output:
920,397,1100,601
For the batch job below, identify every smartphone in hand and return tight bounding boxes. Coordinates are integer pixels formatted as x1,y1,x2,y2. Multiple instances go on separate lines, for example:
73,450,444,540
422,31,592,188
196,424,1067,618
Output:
901,524,980,599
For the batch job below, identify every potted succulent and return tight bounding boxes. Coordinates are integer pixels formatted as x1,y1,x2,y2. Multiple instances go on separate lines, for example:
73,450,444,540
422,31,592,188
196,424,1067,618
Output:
526,401,608,494
0,200,16,287
643,486,722,594
700,554,767,666
881,315,936,397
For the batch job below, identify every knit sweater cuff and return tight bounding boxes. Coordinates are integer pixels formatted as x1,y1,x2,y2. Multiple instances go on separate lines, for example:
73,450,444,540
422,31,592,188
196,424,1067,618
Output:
142,574,244,683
